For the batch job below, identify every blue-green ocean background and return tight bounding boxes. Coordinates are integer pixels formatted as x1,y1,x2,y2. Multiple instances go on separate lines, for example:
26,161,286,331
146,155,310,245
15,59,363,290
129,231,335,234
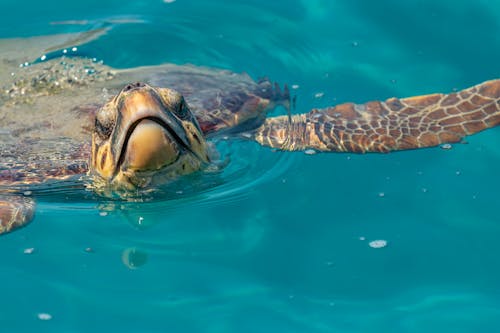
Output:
1,0,500,332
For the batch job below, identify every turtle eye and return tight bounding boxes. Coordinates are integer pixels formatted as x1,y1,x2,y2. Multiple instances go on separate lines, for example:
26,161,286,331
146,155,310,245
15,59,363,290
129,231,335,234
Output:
95,118,112,140
175,98,190,120
94,104,116,140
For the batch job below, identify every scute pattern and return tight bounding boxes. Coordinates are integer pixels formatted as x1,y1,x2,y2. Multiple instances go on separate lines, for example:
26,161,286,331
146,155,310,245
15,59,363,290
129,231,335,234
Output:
255,79,500,152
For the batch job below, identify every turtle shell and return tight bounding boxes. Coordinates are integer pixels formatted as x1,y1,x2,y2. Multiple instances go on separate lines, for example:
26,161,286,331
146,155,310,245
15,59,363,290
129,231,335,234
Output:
0,31,289,189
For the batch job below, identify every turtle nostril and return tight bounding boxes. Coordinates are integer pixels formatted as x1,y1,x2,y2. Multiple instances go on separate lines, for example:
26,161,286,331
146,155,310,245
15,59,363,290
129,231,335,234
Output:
123,84,134,92
122,82,146,93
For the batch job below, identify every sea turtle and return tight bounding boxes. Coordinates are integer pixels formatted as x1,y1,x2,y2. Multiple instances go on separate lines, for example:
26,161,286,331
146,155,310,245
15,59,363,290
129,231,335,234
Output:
1,31,499,235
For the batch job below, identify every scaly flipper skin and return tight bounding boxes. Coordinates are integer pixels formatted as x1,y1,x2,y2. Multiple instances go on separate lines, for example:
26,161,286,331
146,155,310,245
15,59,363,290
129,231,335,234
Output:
254,79,500,152
0,196,35,235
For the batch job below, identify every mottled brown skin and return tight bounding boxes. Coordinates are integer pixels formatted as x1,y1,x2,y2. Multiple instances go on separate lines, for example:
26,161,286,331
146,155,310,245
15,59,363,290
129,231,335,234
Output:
1,30,498,235
0,196,34,234
0,46,288,235
1,32,499,236
254,79,500,152
2,78,500,236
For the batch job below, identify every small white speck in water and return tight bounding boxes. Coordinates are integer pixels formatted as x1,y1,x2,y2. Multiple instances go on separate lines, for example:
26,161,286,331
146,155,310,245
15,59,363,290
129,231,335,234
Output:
24,62,29,66
369,240,388,248
163,0,176,3
37,313,52,321
71,47,78,52
304,149,316,155
359,236,366,241
99,211,108,217
23,191,32,196
314,92,324,99
291,84,300,89
441,143,452,150
455,171,461,176
23,248,35,254
378,192,385,198
40,55,47,61
84,247,94,253
138,217,144,225
62,49,68,54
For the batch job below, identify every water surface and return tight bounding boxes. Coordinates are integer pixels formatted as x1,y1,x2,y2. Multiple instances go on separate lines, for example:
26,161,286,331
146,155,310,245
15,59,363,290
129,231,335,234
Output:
1,1,500,332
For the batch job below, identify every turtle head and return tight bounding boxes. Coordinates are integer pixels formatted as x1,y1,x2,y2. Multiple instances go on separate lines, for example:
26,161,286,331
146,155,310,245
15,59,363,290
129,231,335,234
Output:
90,82,209,190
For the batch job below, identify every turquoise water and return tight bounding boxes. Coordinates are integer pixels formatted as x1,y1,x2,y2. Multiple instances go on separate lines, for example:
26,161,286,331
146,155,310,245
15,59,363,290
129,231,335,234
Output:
1,0,500,332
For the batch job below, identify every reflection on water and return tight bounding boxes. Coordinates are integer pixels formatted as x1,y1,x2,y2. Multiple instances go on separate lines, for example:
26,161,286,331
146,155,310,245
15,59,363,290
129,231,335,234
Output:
121,247,148,269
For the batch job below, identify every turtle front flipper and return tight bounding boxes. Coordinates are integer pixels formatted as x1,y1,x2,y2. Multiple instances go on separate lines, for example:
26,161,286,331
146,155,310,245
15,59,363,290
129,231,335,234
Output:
254,79,500,153
0,196,35,235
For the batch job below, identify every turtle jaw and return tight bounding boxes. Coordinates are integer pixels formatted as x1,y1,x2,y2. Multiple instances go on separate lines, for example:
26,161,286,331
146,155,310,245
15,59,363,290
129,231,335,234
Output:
110,118,203,189
118,118,181,173
91,84,209,190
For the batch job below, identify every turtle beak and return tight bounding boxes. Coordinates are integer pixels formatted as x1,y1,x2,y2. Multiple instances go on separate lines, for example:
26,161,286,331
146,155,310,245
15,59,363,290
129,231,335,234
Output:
119,118,181,172
111,85,198,176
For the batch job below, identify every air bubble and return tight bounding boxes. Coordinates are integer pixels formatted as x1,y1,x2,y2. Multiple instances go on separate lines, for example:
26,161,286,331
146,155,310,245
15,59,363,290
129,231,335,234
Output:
37,313,52,321
368,240,387,248
304,149,316,155
23,248,35,254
